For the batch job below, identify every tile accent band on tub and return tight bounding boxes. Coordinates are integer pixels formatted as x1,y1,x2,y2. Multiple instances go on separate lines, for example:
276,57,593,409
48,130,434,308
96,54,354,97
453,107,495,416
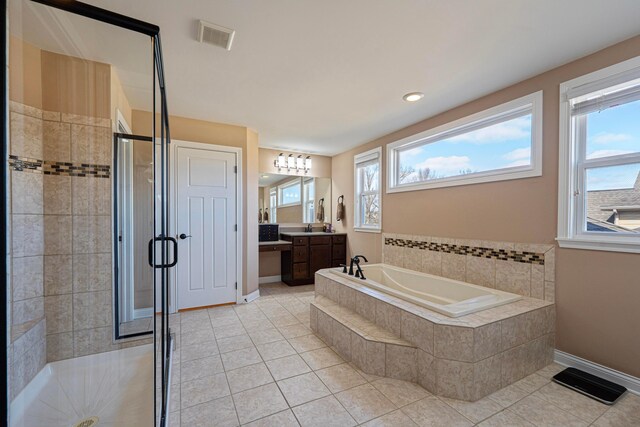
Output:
9,155,110,178
384,238,545,265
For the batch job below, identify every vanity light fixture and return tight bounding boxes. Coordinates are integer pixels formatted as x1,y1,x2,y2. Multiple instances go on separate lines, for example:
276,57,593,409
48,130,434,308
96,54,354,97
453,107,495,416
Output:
274,153,286,169
403,92,424,102
273,152,313,173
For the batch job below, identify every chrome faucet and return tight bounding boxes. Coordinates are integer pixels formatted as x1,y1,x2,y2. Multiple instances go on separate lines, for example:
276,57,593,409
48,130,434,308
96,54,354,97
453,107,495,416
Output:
305,223,313,232
349,255,368,280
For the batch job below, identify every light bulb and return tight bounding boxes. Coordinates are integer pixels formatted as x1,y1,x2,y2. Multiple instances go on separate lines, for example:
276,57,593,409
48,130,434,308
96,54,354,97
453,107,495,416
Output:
403,92,424,102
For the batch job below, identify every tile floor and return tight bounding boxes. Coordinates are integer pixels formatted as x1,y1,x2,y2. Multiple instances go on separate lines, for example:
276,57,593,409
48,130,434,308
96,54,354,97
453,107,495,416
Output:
168,282,640,427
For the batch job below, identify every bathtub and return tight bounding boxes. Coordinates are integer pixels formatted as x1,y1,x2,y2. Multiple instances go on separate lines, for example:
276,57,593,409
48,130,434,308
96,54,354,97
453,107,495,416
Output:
331,263,521,317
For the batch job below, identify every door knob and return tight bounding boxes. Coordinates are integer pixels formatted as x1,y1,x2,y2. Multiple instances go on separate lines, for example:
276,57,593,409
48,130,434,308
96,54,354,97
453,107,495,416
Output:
179,233,192,240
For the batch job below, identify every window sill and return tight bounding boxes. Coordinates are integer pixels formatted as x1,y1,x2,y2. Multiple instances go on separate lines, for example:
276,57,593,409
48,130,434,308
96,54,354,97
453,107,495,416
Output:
278,202,301,208
556,237,640,254
387,167,541,193
354,227,381,234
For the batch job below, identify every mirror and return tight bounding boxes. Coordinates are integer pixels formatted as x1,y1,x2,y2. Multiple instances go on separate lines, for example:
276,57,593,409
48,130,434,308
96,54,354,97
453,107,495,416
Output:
258,174,332,224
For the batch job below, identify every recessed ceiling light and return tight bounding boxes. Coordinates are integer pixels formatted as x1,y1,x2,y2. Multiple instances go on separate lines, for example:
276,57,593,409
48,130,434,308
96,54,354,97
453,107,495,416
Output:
403,92,424,102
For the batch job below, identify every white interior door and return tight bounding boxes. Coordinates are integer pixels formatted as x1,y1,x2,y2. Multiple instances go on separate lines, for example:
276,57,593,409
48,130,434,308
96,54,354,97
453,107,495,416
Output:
176,146,237,310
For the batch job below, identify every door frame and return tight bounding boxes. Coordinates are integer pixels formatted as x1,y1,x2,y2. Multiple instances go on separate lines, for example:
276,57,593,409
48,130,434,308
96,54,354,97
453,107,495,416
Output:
169,139,243,313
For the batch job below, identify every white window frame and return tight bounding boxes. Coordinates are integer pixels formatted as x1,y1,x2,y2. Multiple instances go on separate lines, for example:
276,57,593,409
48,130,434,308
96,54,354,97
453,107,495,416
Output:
387,91,543,193
557,56,640,254
269,187,277,223
354,147,382,233
302,177,315,223
277,178,302,208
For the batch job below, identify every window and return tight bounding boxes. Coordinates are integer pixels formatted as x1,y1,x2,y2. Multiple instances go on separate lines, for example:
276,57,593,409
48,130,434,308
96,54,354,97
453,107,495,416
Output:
354,147,382,232
387,91,543,192
278,179,301,207
269,187,277,223
303,178,315,223
558,57,640,253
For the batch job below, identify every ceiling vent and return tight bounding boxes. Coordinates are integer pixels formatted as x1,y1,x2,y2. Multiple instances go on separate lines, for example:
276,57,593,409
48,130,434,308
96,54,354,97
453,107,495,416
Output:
198,20,235,51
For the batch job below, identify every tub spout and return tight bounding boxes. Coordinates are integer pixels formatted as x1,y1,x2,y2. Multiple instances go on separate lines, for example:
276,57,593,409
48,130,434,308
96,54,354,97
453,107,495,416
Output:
352,255,368,280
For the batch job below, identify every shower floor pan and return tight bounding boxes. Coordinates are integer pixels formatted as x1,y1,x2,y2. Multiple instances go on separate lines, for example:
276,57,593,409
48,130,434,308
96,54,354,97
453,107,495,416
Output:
10,344,153,427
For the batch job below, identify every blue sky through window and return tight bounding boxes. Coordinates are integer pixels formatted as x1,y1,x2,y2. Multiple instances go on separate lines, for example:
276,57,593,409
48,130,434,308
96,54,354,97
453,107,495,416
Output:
585,99,640,191
398,115,533,183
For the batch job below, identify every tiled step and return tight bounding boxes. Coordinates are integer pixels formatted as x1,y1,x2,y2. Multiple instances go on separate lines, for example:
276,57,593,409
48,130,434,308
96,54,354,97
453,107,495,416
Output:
311,296,419,382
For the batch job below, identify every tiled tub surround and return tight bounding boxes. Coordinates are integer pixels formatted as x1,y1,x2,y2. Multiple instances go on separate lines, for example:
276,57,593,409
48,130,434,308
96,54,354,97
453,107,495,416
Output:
312,270,555,402
382,234,556,302
8,101,151,400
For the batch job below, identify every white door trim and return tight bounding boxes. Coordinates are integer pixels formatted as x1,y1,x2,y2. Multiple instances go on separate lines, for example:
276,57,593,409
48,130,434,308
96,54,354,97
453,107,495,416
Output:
169,139,243,313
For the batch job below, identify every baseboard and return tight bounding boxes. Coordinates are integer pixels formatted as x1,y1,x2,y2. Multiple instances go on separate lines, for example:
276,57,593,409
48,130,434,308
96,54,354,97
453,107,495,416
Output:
554,350,640,396
243,289,260,303
258,275,281,284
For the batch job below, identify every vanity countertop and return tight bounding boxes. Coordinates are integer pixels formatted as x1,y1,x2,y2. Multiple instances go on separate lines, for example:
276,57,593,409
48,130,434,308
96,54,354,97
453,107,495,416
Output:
258,240,292,246
280,231,347,237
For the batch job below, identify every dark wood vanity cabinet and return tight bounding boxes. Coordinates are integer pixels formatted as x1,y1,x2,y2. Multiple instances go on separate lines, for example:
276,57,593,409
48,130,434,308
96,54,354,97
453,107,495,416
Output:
281,234,347,285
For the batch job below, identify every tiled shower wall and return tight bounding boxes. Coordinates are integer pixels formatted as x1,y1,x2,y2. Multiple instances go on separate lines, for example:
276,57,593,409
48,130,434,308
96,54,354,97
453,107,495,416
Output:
8,101,149,398
35,103,117,362
9,102,47,399
382,233,555,302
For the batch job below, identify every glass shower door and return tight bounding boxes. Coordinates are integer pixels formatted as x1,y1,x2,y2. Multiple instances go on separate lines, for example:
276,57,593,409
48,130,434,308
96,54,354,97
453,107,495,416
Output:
4,0,174,425
154,61,175,425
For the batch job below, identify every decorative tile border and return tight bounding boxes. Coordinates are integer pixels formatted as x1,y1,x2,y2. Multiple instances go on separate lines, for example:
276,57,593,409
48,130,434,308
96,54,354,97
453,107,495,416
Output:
9,155,110,178
384,237,545,265
8,156,42,172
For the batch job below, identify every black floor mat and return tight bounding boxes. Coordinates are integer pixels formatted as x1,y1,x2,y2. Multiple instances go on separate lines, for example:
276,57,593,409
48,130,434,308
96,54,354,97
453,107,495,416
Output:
553,367,627,405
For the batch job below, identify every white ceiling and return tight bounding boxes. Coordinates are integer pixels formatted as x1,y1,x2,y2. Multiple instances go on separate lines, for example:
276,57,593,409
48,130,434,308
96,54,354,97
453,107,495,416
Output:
12,0,640,155
258,173,290,187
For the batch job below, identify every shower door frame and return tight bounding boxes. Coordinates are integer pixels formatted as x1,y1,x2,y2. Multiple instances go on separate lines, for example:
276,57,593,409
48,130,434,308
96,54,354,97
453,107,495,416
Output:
1,1,9,426
2,0,175,426
113,132,157,340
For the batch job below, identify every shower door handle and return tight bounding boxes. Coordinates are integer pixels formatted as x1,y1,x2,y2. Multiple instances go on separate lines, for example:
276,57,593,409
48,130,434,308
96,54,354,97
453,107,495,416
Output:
148,236,179,268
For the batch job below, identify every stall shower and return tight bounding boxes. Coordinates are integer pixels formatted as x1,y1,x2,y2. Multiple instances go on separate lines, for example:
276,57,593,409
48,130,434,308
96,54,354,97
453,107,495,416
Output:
5,0,174,425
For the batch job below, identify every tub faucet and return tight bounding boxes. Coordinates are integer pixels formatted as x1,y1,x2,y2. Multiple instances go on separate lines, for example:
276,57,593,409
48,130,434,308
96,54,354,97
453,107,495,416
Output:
350,255,368,280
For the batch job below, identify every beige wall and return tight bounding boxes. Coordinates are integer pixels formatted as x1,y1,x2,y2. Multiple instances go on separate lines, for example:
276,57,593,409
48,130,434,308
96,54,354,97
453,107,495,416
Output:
332,35,640,378
277,205,303,224
110,68,133,130
131,111,260,296
9,37,42,109
259,252,281,278
259,147,332,178
41,50,111,119
245,130,260,295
